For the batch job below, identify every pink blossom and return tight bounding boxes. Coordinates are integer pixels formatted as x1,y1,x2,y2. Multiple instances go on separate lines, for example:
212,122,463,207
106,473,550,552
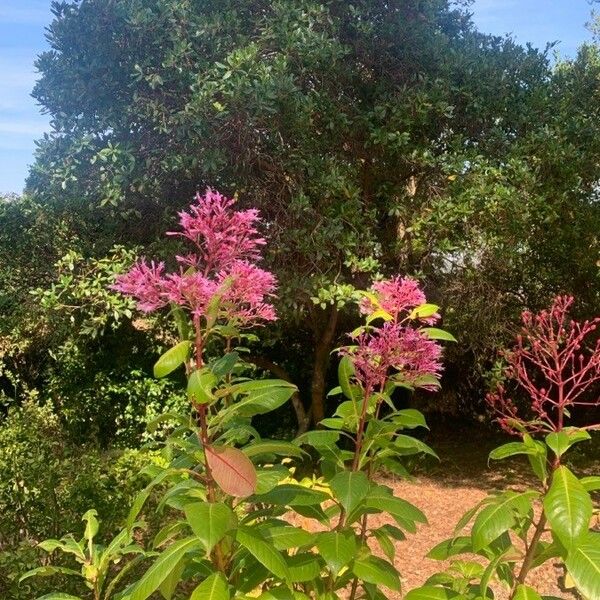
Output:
360,277,439,324
162,272,219,318
342,322,443,391
218,261,278,326
111,260,168,313
168,189,266,273
112,190,277,328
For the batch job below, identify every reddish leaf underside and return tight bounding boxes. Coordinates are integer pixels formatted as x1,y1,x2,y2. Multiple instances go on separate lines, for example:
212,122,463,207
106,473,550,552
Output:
205,445,258,498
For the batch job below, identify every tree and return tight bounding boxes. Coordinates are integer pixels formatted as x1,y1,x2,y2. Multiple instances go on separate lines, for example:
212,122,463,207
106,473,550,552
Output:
25,0,600,424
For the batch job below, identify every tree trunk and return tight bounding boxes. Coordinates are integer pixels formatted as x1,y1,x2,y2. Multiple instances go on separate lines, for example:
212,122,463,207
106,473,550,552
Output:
310,305,339,426
245,355,310,435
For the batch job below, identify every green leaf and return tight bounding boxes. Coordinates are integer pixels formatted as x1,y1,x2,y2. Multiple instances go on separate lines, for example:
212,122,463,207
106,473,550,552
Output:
565,532,600,600
393,435,438,459
82,509,99,544
543,465,592,551
211,352,239,377
472,491,537,551
190,572,230,600
37,595,83,600
264,526,315,550
365,487,427,532
286,553,322,582
229,380,296,417
131,536,200,600
489,442,537,461
513,584,543,600
188,368,217,404
523,434,548,483
546,428,591,458
391,409,427,429
158,556,186,600
255,484,330,507
243,440,305,459
581,476,600,492
338,356,356,400
184,502,236,554
19,566,81,582
409,303,439,319
404,587,461,600
236,526,291,581
329,471,369,514
421,327,457,342
426,536,472,560
154,341,191,378
353,555,401,591
316,531,356,576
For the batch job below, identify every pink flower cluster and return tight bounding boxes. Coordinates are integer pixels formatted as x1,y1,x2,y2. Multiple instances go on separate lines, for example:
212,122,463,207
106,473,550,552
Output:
344,278,443,392
359,277,439,324
112,190,277,327
487,295,600,434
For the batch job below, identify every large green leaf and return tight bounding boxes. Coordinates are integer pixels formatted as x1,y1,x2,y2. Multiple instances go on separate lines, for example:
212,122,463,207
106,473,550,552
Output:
426,536,472,560
225,380,296,418
264,525,315,550
131,536,200,600
286,553,322,582
153,341,191,378
488,442,537,461
390,409,427,429
329,471,369,514
472,491,537,551
190,572,230,600
513,584,543,600
565,532,600,600
365,487,426,532
184,502,236,554
20,566,81,582
352,555,401,591
316,531,356,576
543,466,592,550
254,484,329,507
237,526,291,581
243,440,305,459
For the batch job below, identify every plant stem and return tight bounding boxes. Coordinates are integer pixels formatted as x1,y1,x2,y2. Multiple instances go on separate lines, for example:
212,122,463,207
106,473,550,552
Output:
192,317,226,573
511,512,547,597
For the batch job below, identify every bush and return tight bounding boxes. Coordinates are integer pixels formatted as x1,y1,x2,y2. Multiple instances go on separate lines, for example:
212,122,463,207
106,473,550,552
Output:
0,402,154,599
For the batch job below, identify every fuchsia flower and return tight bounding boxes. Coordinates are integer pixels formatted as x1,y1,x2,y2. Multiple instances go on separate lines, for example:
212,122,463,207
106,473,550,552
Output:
359,277,440,324
343,277,443,392
487,295,600,434
112,190,277,327
168,189,265,272
343,322,443,392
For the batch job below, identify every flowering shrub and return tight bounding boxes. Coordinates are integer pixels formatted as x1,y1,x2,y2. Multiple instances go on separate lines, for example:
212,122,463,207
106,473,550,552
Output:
24,190,457,600
408,295,600,600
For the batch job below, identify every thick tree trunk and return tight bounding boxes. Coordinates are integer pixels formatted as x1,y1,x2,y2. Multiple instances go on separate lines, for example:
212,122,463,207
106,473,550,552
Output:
310,305,339,426
245,355,310,436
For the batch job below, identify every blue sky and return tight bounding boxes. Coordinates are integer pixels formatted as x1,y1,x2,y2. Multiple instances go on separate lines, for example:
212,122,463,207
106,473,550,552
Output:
0,0,597,195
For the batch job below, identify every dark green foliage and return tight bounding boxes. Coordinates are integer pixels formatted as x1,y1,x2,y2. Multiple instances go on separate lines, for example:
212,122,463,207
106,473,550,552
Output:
21,0,600,421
